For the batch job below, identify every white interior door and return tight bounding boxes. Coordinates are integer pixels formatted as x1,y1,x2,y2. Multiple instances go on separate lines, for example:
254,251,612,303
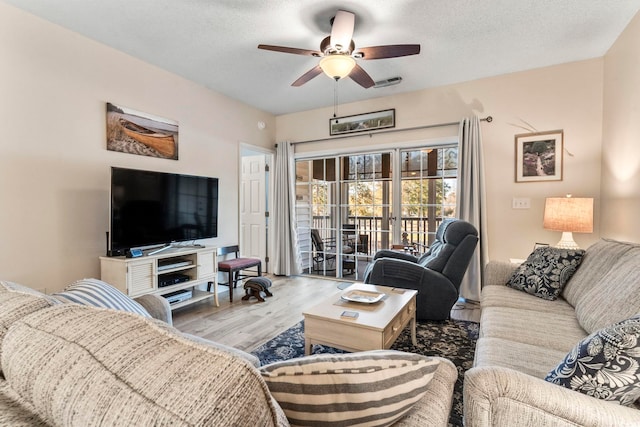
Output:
240,155,266,264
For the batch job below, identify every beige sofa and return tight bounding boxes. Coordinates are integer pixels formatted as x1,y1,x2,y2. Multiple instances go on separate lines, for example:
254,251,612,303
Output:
464,239,640,426
0,280,458,427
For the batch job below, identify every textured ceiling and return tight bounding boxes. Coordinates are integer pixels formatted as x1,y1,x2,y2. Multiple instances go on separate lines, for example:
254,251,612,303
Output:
4,0,639,115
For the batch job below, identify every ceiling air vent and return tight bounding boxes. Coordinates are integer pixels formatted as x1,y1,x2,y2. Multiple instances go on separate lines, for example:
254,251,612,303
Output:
373,76,402,88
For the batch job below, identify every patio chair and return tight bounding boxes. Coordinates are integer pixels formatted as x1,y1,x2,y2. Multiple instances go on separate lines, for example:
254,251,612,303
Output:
311,229,354,273
342,224,369,254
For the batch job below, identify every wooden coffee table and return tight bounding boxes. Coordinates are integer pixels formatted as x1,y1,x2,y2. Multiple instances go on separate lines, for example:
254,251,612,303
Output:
302,283,417,355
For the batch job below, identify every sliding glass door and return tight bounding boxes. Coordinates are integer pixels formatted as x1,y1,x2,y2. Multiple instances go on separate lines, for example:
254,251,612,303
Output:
295,158,338,277
398,146,458,251
340,153,392,277
296,143,457,279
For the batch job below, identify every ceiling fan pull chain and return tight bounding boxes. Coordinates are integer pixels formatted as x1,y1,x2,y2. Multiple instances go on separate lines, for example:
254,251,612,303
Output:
333,78,338,118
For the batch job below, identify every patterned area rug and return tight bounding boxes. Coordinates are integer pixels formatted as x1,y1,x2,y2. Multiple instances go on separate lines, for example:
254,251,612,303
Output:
251,318,479,427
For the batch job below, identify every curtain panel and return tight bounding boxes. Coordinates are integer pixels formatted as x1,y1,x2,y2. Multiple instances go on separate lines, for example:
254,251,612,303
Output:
272,142,301,275
457,116,488,301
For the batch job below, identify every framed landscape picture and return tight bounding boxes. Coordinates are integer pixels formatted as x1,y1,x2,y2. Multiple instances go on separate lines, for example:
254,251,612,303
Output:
106,102,179,160
515,130,563,182
330,109,395,136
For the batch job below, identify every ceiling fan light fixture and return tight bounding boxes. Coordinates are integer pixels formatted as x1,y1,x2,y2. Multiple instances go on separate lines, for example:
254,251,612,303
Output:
258,9,419,88
319,55,356,80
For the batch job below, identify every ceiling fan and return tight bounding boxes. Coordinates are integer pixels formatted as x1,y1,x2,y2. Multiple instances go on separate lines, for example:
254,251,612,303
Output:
258,9,420,88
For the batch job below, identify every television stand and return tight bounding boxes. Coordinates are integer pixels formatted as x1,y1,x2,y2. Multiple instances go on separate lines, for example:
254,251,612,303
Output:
99,246,218,310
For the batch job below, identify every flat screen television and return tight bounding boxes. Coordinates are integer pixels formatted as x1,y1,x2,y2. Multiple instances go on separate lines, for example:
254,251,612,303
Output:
109,167,218,255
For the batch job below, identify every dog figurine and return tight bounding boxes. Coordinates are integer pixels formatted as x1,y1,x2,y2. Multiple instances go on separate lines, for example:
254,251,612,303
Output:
242,277,273,302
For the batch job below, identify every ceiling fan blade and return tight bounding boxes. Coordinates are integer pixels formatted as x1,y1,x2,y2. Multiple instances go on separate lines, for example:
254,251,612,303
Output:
258,44,322,57
330,10,355,52
355,44,421,60
292,65,323,87
348,64,375,88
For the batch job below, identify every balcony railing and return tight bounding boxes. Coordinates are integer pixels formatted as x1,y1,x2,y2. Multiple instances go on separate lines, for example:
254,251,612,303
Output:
310,215,444,254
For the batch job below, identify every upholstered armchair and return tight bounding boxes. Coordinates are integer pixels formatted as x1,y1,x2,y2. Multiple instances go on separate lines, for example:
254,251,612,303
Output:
363,219,478,321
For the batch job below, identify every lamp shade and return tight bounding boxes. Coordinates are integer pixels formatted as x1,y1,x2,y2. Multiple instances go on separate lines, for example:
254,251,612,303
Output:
319,55,356,80
543,196,594,233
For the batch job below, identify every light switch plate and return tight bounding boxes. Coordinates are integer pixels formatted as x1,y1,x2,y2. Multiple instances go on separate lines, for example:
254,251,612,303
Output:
512,198,531,209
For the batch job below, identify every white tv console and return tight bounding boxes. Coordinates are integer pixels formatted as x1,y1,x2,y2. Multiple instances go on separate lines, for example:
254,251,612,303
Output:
99,246,218,310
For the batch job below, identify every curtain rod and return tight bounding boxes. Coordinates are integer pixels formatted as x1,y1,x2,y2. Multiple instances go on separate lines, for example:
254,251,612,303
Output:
288,115,493,145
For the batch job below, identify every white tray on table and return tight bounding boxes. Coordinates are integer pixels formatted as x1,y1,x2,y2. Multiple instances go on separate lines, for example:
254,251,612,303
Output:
341,289,385,304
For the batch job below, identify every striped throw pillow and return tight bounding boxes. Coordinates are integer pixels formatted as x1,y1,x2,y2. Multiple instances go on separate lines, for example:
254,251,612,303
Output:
53,278,151,318
259,350,440,427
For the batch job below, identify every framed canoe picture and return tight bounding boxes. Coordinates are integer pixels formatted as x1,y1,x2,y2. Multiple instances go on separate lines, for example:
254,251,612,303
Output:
106,103,179,160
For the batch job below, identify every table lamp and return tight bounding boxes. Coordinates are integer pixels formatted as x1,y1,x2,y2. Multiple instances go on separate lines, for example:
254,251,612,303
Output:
543,195,593,249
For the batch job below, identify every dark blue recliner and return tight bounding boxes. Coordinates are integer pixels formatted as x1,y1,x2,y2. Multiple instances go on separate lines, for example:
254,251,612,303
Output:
363,219,478,321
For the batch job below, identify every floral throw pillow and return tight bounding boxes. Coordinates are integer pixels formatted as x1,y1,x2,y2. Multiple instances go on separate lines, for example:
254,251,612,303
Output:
545,315,640,405
506,247,585,300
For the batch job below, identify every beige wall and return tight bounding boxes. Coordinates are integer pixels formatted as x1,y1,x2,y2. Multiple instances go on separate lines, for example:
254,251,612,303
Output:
4,2,635,291
277,60,604,262
0,3,275,292
601,12,640,242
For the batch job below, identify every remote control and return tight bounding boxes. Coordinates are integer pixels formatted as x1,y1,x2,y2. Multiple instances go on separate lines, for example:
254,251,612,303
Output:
340,310,359,319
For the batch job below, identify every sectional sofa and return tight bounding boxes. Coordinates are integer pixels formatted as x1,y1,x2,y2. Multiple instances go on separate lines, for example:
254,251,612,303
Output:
0,279,458,427
465,239,640,426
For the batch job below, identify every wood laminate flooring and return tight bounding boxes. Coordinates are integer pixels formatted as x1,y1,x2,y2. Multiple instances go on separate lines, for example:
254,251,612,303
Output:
172,275,481,353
